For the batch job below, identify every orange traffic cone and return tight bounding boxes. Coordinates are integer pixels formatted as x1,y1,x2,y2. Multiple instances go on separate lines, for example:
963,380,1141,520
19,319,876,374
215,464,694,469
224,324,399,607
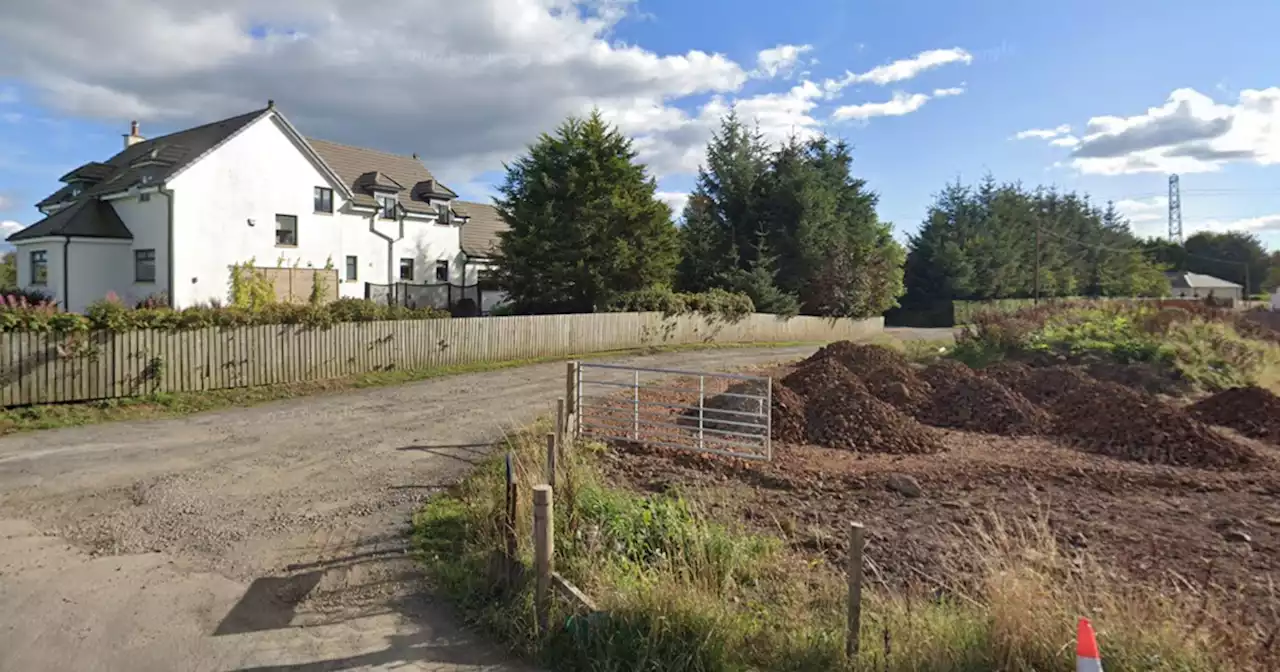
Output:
1076,618,1103,672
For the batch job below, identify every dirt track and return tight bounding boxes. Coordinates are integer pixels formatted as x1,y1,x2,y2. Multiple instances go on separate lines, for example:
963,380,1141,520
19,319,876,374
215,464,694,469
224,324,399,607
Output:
0,343,852,672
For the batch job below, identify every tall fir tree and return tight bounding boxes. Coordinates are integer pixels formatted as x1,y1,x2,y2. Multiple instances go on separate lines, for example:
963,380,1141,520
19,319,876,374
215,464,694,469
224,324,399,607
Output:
493,111,679,314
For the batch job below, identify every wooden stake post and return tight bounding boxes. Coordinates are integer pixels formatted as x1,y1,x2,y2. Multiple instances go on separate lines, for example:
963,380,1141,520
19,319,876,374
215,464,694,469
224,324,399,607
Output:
555,397,566,449
565,362,578,441
504,452,519,587
545,432,557,489
846,522,865,658
533,484,554,634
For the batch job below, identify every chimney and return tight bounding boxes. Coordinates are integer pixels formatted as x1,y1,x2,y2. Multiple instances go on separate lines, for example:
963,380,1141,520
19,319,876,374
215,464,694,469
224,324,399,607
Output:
123,120,144,149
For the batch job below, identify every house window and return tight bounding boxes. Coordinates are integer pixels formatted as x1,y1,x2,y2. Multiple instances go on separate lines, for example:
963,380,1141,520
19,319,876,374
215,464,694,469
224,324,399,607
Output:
314,186,333,213
380,196,397,220
399,258,414,281
139,192,151,202
30,250,48,285
435,260,449,282
134,249,156,283
275,214,297,246
436,203,450,224
345,255,358,281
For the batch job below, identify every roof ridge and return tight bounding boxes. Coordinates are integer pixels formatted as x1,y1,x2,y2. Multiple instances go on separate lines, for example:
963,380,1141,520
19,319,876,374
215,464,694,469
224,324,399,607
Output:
127,106,270,148
306,136,422,162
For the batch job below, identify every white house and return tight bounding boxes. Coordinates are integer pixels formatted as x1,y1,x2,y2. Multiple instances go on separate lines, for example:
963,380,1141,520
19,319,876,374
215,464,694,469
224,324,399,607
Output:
7,102,508,312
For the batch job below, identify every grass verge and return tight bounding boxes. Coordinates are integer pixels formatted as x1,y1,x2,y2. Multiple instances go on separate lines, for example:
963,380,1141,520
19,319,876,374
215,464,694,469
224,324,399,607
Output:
413,424,1254,671
0,340,820,435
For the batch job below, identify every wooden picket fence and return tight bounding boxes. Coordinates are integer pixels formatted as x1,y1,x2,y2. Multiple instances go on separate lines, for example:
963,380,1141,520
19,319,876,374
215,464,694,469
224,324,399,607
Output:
0,312,883,407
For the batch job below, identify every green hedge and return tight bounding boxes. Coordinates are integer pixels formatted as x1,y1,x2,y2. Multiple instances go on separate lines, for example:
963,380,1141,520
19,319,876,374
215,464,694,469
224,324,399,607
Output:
0,296,450,333
605,287,755,322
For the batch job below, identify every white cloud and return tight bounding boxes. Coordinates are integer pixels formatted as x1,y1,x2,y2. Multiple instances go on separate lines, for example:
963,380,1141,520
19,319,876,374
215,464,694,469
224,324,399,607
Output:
1115,196,1280,239
753,44,813,79
655,191,689,215
0,0,751,180
1014,124,1071,140
1114,197,1166,224
833,91,931,121
1049,135,1080,148
0,195,10,210
0,221,23,239
824,48,972,91
1022,87,1280,175
932,87,964,97
0,2,973,188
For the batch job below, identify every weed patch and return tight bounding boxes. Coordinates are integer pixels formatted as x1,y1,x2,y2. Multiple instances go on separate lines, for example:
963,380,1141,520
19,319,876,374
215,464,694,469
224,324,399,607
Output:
412,424,1249,671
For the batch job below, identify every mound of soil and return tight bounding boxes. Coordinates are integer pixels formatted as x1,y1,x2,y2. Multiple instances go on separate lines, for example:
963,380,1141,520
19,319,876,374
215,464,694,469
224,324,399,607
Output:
1188,386,1280,443
770,382,807,444
984,362,1097,410
862,362,932,410
679,381,770,438
1052,381,1258,468
802,341,910,373
805,380,945,454
781,357,861,399
917,361,1048,435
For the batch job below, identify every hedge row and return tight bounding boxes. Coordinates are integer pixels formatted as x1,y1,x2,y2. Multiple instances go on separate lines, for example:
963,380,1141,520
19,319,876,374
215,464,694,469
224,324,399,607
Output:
0,296,450,333
605,287,756,322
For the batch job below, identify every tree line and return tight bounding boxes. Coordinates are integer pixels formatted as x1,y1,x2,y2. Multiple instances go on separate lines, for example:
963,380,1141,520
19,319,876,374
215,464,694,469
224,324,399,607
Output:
488,109,1276,320
491,112,903,319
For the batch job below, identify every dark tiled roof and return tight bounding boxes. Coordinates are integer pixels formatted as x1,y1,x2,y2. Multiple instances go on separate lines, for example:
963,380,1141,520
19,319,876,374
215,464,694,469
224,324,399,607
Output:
8,198,133,241
36,184,81,208
58,161,115,183
307,138,457,214
34,107,269,211
454,200,508,258
22,107,269,240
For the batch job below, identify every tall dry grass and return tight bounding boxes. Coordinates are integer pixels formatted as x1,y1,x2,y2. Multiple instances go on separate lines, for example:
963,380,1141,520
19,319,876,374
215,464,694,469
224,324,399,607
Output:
413,423,1269,671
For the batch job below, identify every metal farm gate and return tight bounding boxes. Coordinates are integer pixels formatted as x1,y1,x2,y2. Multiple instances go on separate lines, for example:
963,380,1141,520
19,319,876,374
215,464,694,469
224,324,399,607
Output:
574,362,772,461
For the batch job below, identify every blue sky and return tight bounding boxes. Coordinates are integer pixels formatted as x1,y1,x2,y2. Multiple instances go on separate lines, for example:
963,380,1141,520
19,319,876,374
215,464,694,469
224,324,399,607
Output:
3,0,1280,247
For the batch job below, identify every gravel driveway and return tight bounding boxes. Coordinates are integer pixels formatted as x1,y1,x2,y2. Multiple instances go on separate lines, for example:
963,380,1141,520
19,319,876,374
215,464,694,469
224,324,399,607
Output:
0,343,853,672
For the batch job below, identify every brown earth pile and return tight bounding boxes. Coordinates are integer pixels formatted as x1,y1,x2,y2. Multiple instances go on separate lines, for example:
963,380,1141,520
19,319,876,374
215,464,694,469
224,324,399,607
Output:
984,361,1097,410
804,341,910,373
862,362,932,410
805,380,945,454
916,361,1048,434
770,381,807,444
1052,381,1258,468
1188,386,1280,443
781,356,862,399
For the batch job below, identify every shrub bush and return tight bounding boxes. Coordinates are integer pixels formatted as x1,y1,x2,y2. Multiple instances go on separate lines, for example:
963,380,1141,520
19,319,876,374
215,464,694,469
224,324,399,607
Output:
953,301,1280,391
606,287,755,322
0,294,449,333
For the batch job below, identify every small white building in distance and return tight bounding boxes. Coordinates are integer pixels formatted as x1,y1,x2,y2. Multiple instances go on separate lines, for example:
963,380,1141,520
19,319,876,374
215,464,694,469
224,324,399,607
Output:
7,102,508,312
1165,271,1243,302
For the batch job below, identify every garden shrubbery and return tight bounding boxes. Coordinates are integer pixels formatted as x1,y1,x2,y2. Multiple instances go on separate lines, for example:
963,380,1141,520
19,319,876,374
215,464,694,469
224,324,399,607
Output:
0,293,449,333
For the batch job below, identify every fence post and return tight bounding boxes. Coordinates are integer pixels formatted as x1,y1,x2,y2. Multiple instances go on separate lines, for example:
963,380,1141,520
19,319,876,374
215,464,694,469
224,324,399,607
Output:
533,484,554,635
504,452,519,588
555,397,566,450
632,369,640,440
574,363,583,439
697,375,705,451
545,432,557,490
766,378,773,461
846,522,865,658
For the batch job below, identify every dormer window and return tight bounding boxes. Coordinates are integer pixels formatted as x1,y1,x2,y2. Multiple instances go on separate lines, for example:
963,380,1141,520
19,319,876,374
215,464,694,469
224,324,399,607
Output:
379,195,397,220
70,187,82,197
436,203,451,225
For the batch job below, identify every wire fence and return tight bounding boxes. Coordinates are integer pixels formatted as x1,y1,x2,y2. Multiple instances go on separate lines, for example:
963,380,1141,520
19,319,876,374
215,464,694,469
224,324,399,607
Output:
575,362,772,461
